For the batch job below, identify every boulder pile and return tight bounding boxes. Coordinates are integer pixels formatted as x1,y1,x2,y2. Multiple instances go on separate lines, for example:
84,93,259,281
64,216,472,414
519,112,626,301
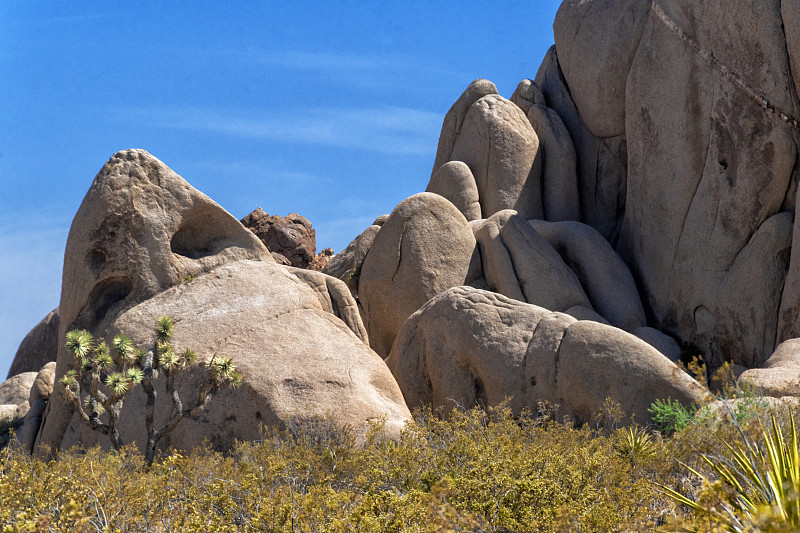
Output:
4,0,800,455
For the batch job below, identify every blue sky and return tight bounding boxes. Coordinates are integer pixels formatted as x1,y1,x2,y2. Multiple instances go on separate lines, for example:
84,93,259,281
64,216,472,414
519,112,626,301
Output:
0,1,561,377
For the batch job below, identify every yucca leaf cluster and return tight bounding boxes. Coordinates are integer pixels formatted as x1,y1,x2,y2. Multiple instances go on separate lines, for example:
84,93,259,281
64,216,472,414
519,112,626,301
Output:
663,412,800,532
60,316,242,465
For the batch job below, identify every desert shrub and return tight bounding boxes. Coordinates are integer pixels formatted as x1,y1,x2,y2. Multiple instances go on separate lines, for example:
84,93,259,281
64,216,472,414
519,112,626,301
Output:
0,403,683,532
650,397,699,435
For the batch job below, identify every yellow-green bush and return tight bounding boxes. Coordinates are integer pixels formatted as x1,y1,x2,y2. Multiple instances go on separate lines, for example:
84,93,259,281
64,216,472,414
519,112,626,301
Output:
4,400,792,532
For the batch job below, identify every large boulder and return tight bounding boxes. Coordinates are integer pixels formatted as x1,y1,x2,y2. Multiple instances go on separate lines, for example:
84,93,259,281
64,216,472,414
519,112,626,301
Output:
534,46,627,240
529,219,645,331
7,308,59,379
53,260,410,453
386,286,707,424
553,0,651,138
474,210,590,312
358,193,477,357
56,149,271,340
28,362,56,404
241,208,317,268
426,161,482,221
738,339,800,397
36,150,409,454
0,372,37,418
616,0,799,368
448,94,543,220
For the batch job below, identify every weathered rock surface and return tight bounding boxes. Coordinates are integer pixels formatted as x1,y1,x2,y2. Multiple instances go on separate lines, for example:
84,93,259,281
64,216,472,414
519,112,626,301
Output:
447,94,543,220
15,362,57,452
715,213,792,368
7,308,59,379
475,210,590,312
36,150,408,455
0,372,36,418
52,260,410,454
738,339,800,397
322,224,382,297
526,104,580,222
358,193,476,358
564,305,609,325
241,208,317,269
529,219,645,331
29,362,56,403
287,267,369,344
614,0,799,369
553,0,651,138
386,286,707,424
631,327,682,364
510,79,546,113
431,78,499,178
534,47,626,240
426,161,482,221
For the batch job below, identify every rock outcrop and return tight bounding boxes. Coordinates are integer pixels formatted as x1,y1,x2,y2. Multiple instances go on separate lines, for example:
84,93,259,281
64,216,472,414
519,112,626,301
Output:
7,308,59,379
35,150,410,455
7,0,800,457
358,193,477,357
241,208,318,269
386,287,708,424
575,0,800,369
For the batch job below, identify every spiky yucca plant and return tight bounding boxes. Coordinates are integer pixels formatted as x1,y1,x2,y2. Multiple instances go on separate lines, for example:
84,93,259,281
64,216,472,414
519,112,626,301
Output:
61,316,242,465
663,412,800,532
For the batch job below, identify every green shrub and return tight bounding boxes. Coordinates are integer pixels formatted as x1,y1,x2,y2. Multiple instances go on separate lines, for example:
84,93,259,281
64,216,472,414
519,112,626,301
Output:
649,397,698,435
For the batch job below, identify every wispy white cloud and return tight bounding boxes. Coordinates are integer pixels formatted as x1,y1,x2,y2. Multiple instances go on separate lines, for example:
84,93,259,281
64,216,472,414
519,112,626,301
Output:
40,14,107,24
116,105,442,155
216,50,393,71
176,159,322,183
206,48,459,78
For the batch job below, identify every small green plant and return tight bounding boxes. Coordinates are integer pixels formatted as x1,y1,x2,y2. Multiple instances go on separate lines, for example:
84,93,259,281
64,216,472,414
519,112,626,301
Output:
61,316,242,465
180,273,195,284
649,398,697,435
663,412,800,531
346,265,361,284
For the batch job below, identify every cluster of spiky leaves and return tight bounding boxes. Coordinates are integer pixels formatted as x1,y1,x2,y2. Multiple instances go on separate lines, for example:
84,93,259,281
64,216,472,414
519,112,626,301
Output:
663,412,800,532
60,316,242,461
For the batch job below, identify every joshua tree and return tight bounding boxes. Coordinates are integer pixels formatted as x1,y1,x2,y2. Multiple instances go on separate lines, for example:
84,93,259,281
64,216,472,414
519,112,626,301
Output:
61,316,242,465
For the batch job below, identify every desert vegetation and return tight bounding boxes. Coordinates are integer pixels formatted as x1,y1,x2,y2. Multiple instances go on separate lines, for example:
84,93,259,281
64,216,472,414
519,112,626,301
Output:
1,389,797,532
